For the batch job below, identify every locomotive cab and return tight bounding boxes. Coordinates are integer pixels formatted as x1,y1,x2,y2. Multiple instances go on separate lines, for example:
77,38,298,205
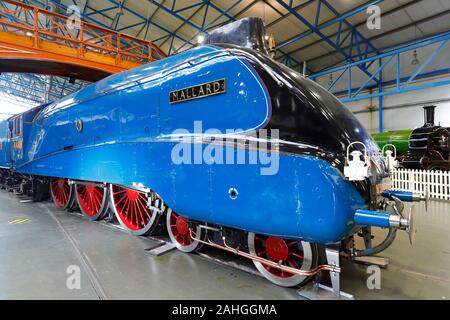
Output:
6,104,50,171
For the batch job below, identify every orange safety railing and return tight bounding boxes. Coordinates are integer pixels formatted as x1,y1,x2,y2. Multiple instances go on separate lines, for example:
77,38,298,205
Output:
0,0,166,73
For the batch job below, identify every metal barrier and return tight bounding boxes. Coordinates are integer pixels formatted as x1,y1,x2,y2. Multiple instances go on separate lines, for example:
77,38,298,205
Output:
0,0,166,74
391,168,450,201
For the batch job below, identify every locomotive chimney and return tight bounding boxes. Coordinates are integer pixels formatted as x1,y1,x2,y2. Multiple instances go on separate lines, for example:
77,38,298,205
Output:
205,17,270,56
423,105,436,127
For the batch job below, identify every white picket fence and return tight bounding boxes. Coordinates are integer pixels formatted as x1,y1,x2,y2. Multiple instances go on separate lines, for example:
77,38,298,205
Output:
391,168,450,201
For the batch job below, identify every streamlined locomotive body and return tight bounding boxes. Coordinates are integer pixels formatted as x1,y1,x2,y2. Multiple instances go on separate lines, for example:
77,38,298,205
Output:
0,18,418,291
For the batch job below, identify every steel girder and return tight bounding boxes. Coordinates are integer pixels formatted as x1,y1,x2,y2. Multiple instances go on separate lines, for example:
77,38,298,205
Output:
0,73,86,104
308,32,450,102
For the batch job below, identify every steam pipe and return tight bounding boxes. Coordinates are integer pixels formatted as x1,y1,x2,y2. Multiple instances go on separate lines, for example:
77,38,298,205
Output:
190,230,341,276
354,228,397,257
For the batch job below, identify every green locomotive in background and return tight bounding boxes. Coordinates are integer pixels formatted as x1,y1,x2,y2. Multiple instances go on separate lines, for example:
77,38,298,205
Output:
372,129,412,155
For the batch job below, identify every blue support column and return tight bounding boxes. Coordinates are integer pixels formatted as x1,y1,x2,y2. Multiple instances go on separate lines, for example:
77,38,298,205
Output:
378,58,383,133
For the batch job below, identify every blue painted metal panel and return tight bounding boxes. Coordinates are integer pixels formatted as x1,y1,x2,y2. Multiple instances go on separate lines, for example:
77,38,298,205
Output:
21,45,271,163
18,140,365,243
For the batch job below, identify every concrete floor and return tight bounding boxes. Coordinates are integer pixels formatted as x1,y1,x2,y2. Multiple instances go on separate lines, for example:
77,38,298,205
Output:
0,190,449,300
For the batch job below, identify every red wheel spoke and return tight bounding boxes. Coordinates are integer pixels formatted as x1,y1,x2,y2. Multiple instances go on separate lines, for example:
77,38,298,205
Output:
290,252,304,260
132,201,138,224
287,258,299,269
135,204,147,226
51,178,72,209
288,240,300,247
76,184,105,217
136,198,150,219
93,188,103,197
92,192,102,208
121,197,130,211
115,194,127,207
138,194,148,202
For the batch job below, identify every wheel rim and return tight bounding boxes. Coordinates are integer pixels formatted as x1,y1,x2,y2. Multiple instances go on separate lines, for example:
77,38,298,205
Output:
50,178,72,209
166,209,202,252
110,184,159,235
75,184,107,219
248,233,313,287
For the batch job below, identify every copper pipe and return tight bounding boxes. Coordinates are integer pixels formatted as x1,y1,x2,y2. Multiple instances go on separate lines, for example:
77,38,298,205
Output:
190,230,340,277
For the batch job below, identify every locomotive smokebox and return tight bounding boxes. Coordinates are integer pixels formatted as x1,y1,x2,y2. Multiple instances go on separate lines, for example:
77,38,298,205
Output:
423,105,436,127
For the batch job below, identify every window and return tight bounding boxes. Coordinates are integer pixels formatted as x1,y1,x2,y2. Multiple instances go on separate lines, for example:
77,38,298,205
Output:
14,117,22,136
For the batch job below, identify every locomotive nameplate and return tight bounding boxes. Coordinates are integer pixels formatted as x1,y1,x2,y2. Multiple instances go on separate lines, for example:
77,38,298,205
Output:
170,79,226,104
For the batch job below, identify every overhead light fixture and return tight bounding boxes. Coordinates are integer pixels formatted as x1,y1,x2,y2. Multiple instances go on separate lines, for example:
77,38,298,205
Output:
411,49,420,65
197,34,205,44
264,35,269,40
26,31,33,37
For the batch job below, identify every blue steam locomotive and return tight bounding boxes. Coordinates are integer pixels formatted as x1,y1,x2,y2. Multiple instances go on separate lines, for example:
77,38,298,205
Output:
0,18,420,291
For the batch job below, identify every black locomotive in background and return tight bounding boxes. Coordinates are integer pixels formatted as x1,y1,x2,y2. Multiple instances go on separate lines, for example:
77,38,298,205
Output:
374,105,450,171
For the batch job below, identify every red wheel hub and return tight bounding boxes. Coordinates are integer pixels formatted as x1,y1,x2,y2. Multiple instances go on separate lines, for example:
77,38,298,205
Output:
254,234,305,278
175,216,189,236
125,189,140,201
265,237,289,261
86,185,96,193
169,211,193,246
